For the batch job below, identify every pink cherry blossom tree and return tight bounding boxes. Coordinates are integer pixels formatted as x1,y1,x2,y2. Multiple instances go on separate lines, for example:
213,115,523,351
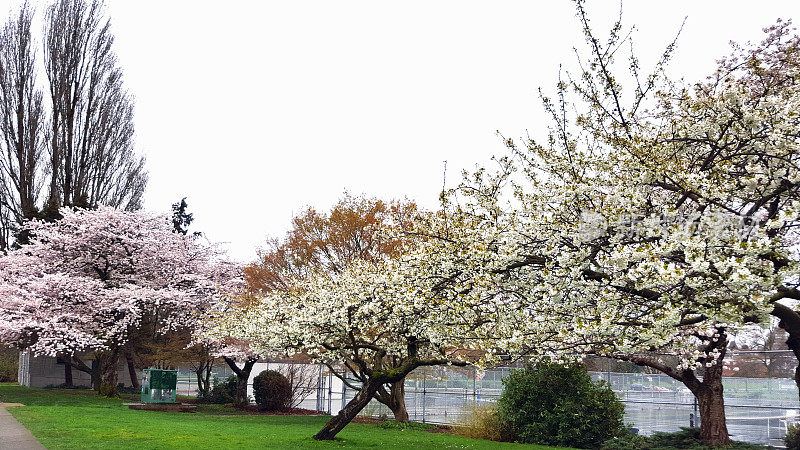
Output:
0,206,240,396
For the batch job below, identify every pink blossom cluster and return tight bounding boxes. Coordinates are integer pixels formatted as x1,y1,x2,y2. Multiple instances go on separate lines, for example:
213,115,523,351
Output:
0,207,242,357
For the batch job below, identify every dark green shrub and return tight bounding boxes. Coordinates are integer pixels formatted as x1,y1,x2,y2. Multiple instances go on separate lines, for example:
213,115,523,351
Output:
497,362,626,448
602,428,765,449
202,375,237,404
600,430,649,450
786,424,800,450
0,347,18,382
252,370,291,411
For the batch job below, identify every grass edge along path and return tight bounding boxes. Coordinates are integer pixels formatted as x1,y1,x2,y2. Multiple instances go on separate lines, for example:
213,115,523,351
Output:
0,384,565,449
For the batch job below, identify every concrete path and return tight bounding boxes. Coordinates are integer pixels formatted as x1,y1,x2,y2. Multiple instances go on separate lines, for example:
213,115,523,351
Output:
0,405,45,449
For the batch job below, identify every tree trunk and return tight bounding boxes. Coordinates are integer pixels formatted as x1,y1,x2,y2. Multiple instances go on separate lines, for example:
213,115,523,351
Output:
689,337,731,446
61,356,73,387
611,331,731,447
91,358,100,392
196,361,213,398
67,355,92,380
223,356,256,408
373,379,409,422
694,380,731,446
126,353,140,390
314,379,381,440
204,362,212,397
795,364,800,406
234,373,249,408
98,349,120,397
195,368,206,397
780,318,800,402
774,303,800,404
387,381,408,422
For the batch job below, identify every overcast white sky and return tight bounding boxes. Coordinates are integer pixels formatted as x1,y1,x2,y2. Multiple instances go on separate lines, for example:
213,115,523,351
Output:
4,1,797,261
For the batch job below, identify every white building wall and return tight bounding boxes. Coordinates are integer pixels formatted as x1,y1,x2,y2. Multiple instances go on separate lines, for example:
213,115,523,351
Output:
18,352,140,388
17,351,29,387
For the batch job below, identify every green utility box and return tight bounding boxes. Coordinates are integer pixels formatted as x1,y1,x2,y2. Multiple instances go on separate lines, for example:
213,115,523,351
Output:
141,368,178,403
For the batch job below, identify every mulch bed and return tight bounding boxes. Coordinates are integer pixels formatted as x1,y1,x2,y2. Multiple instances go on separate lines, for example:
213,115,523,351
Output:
128,403,198,412
235,405,323,415
178,397,321,415
128,400,322,415
351,417,385,425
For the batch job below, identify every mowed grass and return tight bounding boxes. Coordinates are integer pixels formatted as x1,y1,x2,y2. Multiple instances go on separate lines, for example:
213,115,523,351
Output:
0,384,563,449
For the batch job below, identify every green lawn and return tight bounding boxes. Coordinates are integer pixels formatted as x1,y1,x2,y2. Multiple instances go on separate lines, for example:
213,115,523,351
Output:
0,384,561,449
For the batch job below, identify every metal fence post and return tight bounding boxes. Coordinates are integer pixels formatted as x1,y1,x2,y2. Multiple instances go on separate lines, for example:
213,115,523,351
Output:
422,368,427,424
315,364,322,412
341,370,346,413
414,375,418,421
327,370,333,415
473,366,477,404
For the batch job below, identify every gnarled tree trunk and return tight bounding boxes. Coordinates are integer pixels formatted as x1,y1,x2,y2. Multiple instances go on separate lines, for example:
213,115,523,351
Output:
773,303,800,404
688,362,730,446
314,379,381,440
375,380,408,422
694,388,729,445
97,349,120,397
612,329,731,446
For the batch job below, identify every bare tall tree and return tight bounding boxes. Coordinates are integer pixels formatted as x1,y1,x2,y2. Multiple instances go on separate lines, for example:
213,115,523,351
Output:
44,0,145,212
0,200,12,250
0,0,146,252
0,2,45,251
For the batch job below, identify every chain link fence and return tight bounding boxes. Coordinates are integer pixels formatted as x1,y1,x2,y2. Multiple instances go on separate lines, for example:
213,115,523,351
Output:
178,351,798,447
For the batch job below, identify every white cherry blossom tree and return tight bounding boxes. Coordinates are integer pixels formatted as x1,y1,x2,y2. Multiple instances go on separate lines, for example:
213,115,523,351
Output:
206,206,522,440
482,9,800,445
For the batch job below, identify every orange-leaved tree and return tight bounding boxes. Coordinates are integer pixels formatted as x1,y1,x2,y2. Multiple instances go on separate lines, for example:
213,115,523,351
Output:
244,193,417,421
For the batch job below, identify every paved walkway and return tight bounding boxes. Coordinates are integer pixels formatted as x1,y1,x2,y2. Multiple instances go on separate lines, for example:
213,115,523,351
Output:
0,404,45,449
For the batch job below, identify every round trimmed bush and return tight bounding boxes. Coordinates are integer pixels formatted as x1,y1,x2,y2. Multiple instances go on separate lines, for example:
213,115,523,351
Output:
497,362,626,448
786,424,800,449
253,370,291,411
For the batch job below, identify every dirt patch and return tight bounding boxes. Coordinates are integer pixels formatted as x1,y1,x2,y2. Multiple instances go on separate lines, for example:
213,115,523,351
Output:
235,405,324,415
158,403,325,416
351,417,385,425
128,403,198,413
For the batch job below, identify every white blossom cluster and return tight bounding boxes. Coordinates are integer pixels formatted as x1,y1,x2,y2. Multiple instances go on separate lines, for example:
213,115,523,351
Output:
204,203,530,372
